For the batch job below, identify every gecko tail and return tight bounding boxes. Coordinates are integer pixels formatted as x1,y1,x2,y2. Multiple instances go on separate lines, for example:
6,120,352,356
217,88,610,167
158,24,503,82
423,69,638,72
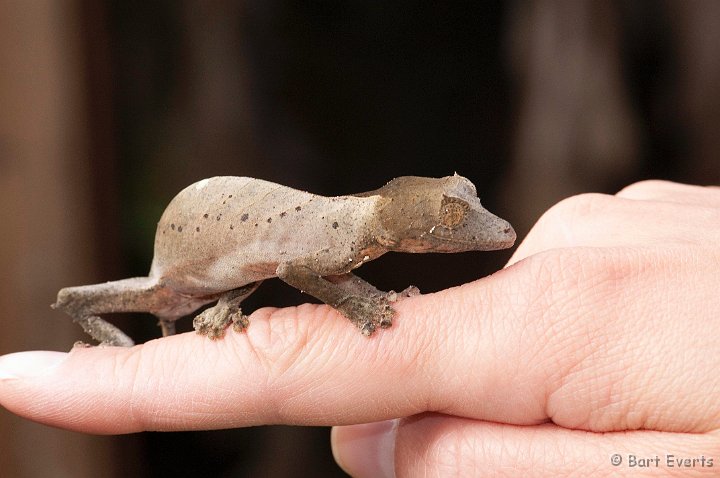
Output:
53,277,159,317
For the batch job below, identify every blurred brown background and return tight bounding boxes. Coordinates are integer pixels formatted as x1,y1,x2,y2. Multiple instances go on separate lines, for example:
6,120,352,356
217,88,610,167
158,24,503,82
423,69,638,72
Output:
1,1,718,477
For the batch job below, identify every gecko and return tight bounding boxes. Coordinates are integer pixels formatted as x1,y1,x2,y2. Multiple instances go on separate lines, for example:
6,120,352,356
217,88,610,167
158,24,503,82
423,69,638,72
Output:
53,174,516,346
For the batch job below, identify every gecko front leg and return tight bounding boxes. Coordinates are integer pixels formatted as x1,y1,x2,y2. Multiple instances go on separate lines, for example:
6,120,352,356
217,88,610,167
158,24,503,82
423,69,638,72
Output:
326,274,419,330
277,260,403,336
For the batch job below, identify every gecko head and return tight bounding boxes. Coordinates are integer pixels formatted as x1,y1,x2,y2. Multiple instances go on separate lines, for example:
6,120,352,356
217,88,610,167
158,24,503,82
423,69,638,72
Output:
374,175,516,253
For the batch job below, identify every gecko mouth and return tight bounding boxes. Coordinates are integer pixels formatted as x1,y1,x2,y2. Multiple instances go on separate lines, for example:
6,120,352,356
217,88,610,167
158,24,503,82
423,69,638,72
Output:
427,225,516,250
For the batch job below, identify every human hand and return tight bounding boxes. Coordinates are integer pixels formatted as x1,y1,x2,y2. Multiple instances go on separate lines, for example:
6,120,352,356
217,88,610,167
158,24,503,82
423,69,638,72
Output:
1,180,718,476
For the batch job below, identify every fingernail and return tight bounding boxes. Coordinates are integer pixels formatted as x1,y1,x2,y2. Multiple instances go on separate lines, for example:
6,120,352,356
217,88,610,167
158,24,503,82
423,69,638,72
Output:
332,419,397,478
0,351,68,380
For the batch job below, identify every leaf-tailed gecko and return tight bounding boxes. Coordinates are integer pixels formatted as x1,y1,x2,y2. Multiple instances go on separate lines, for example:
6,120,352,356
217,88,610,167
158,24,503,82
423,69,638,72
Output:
53,174,516,346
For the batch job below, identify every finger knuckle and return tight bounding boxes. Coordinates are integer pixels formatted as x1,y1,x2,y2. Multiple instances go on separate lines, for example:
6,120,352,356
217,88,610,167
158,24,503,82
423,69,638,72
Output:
616,179,673,198
538,193,615,232
526,247,643,307
242,305,319,381
518,247,644,359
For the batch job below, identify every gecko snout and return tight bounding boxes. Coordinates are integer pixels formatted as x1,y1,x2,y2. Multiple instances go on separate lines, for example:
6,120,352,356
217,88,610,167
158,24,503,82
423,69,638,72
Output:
499,223,517,248
476,214,516,250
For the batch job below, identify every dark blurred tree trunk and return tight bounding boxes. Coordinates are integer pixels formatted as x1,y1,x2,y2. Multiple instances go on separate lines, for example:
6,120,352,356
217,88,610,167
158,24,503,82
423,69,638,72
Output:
502,0,720,235
668,0,720,183
0,1,117,476
503,0,640,234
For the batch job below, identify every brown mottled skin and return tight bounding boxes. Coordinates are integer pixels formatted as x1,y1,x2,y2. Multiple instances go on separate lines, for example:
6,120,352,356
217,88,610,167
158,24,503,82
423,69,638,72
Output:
53,175,516,346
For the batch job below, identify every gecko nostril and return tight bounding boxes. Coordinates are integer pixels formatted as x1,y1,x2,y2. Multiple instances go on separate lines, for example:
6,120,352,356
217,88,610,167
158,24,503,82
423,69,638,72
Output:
503,228,511,234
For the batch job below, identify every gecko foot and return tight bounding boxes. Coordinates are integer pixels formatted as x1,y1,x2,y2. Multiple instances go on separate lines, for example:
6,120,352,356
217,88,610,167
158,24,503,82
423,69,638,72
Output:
193,286,257,339
193,302,245,340
337,295,396,336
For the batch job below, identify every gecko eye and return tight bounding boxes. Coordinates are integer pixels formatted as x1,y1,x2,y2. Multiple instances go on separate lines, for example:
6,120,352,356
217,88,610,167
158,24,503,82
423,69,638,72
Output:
439,196,469,228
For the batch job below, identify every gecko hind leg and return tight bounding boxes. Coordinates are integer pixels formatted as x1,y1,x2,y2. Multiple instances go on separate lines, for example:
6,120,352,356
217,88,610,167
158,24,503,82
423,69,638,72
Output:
54,277,210,346
54,277,163,346
73,316,135,347
159,318,177,337
193,282,262,339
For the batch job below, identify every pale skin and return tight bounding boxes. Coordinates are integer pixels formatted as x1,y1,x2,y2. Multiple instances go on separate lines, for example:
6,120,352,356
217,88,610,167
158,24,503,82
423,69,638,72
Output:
0,180,718,477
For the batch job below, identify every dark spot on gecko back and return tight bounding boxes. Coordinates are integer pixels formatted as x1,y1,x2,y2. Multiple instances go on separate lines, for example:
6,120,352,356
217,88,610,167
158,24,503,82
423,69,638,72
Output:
267,217,272,223
332,221,339,229
178,225,183,232
203,213,209,219
241,213,249,222
196,227,200,232
280,211,287,218
295,206,301,212
171,224,175,230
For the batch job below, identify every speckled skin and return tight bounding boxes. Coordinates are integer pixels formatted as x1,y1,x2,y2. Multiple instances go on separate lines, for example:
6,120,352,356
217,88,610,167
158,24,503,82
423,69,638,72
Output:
53,175,516,346
151,177,383,294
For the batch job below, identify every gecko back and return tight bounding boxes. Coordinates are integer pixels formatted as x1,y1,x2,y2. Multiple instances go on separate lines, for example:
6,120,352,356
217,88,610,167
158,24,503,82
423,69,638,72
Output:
150,176,378,294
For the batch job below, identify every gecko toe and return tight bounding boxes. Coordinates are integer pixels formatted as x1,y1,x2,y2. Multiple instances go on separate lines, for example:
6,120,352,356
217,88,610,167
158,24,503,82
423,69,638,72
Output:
399,285,420,298
378,302,395,329
360,321,376,336
207,324,227,340
231,313,250,333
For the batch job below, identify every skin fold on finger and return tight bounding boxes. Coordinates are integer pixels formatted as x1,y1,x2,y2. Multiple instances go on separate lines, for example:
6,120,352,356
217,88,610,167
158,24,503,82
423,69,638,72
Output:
332,414,720,478
1,242,718,437
507,186,720,266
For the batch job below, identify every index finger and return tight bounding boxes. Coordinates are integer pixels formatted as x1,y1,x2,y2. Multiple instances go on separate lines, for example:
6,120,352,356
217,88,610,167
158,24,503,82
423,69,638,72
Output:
0,265,547,434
